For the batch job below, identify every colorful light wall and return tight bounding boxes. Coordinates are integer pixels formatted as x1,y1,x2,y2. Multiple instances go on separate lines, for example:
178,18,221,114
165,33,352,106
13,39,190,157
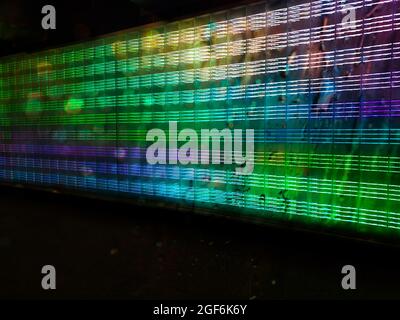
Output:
0,0,399,239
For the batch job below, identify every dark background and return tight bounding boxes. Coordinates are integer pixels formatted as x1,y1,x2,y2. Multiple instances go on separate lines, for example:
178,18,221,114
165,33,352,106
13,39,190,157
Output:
1,0,400,299
2,185,400,299
0,0,260,57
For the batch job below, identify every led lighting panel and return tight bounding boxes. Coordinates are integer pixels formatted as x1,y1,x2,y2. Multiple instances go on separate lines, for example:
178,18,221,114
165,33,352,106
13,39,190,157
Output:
0,0,399,240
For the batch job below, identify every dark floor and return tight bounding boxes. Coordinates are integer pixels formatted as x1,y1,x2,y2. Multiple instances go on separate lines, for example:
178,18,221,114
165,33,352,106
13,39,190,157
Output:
0,185,399,299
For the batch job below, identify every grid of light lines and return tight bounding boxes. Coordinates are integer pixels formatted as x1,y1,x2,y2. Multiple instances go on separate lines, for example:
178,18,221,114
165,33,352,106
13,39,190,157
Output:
0,0,400,237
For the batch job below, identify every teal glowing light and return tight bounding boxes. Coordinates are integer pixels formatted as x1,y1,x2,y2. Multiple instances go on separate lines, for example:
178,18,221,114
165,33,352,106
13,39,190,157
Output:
0,0,399,241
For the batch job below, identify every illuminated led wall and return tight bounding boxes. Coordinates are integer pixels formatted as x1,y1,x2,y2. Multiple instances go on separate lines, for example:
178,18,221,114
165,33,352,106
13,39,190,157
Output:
0,0,399,239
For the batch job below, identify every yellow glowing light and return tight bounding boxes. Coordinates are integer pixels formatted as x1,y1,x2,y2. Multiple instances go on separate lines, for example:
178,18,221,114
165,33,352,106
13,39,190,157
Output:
142,30,161,50
112,41,128,59
37,62,52,75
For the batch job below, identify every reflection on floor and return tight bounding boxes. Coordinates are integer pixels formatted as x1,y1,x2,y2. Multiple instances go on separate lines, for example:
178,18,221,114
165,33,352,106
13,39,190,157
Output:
0,185,399,299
